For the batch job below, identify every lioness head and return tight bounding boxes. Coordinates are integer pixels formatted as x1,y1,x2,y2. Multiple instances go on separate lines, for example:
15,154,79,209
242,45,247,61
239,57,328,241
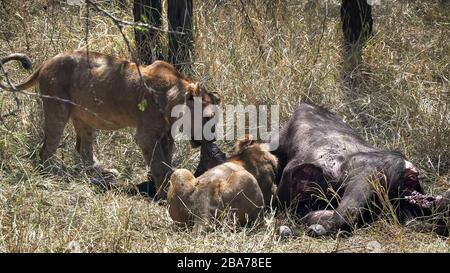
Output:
184,82,221,148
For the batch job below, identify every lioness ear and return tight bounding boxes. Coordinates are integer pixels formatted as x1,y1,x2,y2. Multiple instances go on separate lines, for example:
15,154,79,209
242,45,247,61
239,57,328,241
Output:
234,134,255,152
187,82,200,97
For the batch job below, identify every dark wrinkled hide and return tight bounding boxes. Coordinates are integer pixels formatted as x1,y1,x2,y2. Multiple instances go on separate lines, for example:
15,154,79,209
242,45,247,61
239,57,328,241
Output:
194,142,226,177
271,103,425,236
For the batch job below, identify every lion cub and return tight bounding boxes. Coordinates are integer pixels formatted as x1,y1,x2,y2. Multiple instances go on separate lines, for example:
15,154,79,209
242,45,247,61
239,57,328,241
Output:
167,135,278,230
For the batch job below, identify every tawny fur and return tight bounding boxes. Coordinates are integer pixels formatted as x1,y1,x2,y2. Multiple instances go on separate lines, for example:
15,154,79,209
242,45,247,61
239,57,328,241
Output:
167,136,278,230
0,50,220,199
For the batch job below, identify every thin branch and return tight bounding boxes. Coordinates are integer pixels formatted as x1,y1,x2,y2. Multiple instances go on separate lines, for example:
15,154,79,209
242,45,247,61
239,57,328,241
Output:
313,1,328,66
86,0,184,35
85,0,156,108
14,89,114,125
83,0,161,107
85,0,91,68
0,61,21,121
1,58,113,125
0,0,170,124
84,1,163,108
14,12,30,51
0,61,17,91
238,0,264,54
97,5,158,106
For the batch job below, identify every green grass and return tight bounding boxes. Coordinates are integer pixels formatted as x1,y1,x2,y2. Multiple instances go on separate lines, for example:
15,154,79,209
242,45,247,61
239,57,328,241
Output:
0,0,449,252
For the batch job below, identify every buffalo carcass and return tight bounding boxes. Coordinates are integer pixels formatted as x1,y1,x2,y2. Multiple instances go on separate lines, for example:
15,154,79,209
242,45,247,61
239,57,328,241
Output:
271,103,448,236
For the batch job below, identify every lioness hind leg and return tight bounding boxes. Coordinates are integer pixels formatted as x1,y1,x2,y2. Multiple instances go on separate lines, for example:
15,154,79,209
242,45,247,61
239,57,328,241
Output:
72,118,118,178
40,99,71,163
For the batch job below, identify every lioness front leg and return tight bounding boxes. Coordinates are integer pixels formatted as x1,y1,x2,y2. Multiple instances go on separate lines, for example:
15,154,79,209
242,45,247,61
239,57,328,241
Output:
72,118,118,177
136,130,174,200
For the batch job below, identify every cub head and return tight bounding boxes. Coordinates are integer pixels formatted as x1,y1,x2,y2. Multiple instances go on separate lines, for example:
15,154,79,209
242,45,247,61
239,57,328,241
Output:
167,169,197,225
185,82,221,148
232,134,279,205
232,134,278,176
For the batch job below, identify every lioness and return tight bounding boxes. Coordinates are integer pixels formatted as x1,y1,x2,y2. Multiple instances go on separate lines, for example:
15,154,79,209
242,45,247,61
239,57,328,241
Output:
167,135,278,231
0,50,220,199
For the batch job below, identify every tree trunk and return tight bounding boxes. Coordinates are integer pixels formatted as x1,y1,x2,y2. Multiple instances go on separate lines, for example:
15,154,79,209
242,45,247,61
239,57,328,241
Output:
133,0,162,64
340,0,373,66
167,0,193,71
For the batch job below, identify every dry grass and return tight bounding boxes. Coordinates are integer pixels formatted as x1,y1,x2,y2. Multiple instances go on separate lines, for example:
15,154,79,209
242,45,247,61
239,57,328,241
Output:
0,0,449,252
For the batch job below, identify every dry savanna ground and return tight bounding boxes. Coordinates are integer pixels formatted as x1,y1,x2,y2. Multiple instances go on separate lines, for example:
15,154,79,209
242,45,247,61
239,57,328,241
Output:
0,0,449,252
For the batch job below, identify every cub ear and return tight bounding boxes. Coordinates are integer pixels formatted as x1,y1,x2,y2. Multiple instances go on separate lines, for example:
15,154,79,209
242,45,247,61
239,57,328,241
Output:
234,134,256,152
187,82,201,97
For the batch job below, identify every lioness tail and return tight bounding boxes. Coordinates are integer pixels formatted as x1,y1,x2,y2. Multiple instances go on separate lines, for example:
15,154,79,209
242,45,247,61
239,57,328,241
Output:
0,53,40,91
